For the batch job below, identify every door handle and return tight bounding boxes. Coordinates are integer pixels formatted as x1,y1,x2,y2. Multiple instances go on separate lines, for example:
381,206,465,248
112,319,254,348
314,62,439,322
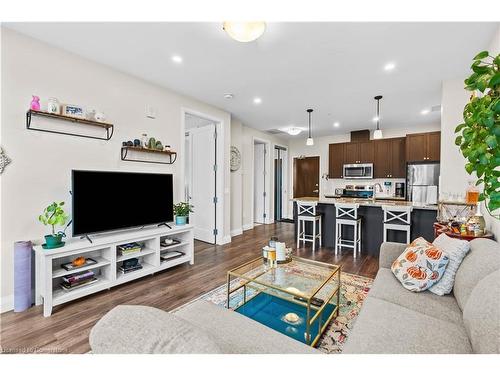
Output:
313,189,319,193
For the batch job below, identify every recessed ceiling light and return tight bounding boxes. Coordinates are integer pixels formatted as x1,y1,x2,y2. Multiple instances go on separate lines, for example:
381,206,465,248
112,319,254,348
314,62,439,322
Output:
172,55,183,64
224,93,234,99
421,108,430,115
287,127,302,136
333,122,340,128
253,97,262,104
384,62,396,71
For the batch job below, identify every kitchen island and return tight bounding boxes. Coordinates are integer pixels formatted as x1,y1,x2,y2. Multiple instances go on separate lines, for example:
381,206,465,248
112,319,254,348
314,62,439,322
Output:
293,197,437,257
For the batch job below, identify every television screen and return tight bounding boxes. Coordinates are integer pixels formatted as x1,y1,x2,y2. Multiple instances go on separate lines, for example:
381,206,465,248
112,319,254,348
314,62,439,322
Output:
72,170,173,236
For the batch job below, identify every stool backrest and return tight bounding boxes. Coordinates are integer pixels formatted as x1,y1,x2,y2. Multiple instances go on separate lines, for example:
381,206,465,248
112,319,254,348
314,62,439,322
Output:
382,205,413,225
297,200,318,216
335,203,360,219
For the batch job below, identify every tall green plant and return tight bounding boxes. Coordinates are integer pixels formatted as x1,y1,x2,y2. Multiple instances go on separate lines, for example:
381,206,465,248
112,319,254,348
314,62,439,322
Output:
454,50,500,218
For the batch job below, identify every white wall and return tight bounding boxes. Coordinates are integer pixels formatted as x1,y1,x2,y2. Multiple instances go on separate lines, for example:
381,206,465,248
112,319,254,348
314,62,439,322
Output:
230,118,243,236
440,26,500,239
0,28,232,312
287,125,441,216
230,121,289,232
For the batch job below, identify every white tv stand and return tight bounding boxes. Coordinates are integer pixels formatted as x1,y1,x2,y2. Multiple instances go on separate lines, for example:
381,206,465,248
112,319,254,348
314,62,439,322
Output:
34,225,194,317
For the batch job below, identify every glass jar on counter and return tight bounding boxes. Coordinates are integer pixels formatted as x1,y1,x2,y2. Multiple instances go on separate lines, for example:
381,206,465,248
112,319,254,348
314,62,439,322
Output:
466,181,480,205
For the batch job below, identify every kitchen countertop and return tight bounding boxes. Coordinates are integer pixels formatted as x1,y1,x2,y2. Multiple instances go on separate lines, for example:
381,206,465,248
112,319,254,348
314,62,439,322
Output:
293,196,438,210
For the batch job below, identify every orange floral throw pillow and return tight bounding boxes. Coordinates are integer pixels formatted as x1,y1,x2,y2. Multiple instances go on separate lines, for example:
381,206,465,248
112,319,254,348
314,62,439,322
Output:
391,237,449,292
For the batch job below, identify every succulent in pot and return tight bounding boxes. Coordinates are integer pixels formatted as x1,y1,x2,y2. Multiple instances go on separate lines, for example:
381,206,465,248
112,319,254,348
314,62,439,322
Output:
38,201,69,249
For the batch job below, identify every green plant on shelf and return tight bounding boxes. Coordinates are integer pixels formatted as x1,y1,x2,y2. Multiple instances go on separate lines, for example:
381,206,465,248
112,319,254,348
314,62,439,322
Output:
454,50,500,218
38,201,69,235
173,202,194,217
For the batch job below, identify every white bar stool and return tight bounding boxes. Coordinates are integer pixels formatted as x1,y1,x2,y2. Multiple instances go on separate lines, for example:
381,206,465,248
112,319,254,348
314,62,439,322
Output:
296,201,322,252
335,203,361,258
382,205,413,244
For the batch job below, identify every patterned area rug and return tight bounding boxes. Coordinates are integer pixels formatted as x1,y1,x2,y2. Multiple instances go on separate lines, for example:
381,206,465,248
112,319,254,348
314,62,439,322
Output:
195,272,373,354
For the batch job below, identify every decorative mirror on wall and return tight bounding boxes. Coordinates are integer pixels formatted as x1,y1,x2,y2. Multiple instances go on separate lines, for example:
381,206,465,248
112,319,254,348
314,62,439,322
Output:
230,146,241,171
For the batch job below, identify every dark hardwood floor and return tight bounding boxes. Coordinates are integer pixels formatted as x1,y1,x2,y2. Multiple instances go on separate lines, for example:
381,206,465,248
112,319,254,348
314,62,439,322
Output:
0,222,378,354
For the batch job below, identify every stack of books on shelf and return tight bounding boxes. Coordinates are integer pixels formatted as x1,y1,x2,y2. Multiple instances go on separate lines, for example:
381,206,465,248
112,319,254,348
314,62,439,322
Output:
60,270,98,291
118,242,142,256
119,258,143,274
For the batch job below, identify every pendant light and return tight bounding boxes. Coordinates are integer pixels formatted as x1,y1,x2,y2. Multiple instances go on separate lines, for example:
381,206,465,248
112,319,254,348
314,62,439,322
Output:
306,109,314,146
373,95,383,139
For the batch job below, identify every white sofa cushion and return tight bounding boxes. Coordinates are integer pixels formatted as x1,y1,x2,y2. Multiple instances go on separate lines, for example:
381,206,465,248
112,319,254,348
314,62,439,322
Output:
429,234,470,296
89,305,223,354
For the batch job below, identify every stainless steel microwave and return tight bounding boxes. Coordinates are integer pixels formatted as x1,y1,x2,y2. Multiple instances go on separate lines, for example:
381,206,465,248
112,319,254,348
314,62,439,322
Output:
343,163,373,179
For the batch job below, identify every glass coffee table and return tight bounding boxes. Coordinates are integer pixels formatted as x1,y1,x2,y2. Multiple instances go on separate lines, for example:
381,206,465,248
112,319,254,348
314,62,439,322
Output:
227,256,341,346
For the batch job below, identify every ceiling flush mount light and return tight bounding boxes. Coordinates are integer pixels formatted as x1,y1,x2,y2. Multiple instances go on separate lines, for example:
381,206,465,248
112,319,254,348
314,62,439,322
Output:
421,108,430,115
224,93,234,99
171,55,183,64
287,127,302,136
373,95,383,140
253,97,262,105
306,109,314,146
333,122,340,128
223,22,266,43
384,62,396,71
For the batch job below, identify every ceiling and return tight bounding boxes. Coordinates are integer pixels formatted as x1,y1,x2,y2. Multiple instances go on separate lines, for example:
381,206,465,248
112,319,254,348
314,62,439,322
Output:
5,22,498,137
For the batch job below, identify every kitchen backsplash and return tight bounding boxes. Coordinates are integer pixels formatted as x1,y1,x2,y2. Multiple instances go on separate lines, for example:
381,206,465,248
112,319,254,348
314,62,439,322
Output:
322,178,406,198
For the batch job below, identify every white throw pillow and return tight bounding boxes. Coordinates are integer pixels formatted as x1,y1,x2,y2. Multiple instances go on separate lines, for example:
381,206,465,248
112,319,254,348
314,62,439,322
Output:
429,233,471,296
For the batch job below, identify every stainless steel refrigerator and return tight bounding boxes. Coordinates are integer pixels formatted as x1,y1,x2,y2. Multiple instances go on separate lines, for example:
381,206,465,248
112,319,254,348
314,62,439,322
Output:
407,163,440,205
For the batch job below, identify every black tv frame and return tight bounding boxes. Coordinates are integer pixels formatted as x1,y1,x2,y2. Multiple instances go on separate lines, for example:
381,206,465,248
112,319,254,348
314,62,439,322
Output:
71,170,174,237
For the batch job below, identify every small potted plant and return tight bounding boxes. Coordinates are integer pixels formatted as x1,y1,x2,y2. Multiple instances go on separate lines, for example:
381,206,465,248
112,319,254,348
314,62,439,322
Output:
173,202,193,226
38,201,69,249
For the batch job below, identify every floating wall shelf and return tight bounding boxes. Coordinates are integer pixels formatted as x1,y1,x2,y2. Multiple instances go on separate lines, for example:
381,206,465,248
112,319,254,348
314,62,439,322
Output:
26,110,114,141
121,146,178,165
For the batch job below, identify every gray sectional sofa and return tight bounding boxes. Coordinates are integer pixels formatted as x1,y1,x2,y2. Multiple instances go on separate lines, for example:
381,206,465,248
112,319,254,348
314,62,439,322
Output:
343,238,500,354
90,238,499,354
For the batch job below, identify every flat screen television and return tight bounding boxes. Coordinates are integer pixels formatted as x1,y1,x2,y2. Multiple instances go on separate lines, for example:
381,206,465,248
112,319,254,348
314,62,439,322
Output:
72,170,174,236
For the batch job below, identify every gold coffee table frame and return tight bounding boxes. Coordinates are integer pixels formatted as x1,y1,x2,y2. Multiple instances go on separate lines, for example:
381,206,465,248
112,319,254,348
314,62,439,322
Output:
227,256,341,346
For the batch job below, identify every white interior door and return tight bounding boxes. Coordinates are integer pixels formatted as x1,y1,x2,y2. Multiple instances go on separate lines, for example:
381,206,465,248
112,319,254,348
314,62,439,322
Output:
189,124,216,243
254,143,266,224
281,149,288,219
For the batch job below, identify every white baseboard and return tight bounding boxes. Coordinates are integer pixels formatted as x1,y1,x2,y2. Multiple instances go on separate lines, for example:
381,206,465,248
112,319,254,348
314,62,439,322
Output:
230,228,243,237
1,294,14,313
242,223,254,231
219,235,231,245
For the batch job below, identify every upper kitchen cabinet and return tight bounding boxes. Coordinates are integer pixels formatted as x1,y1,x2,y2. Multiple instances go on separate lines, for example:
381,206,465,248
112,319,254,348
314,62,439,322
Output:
406,131,441,162
373,137,406,178
343,141,374,164
329,143,345,178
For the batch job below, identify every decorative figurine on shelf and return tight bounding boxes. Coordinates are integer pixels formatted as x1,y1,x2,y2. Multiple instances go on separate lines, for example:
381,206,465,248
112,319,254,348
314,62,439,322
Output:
94,112,106,123
72,256,86,267
126,141,134,146
141,134,148,148
30,95,41,111
148,137,156,149
165,145,171,152
155,140,163,150
133,139,141,147
47,97,60,114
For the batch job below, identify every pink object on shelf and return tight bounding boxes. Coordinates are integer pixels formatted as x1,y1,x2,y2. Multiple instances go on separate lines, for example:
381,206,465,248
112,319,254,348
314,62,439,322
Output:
30,95,40,111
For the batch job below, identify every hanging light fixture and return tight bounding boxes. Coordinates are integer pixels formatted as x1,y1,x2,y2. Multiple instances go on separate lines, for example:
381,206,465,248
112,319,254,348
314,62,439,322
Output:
306,109,314,146
223,22,266,42
373,95,383,139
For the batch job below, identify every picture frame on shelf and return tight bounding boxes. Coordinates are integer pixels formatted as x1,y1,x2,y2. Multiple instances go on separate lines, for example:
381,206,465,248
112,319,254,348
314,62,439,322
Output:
62,104,84,118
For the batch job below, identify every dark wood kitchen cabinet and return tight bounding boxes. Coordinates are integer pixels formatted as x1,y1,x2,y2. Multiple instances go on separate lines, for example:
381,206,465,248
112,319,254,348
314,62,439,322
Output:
343,141,374,164
328,143,345,178
406,131,441,162
373,137,406,178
